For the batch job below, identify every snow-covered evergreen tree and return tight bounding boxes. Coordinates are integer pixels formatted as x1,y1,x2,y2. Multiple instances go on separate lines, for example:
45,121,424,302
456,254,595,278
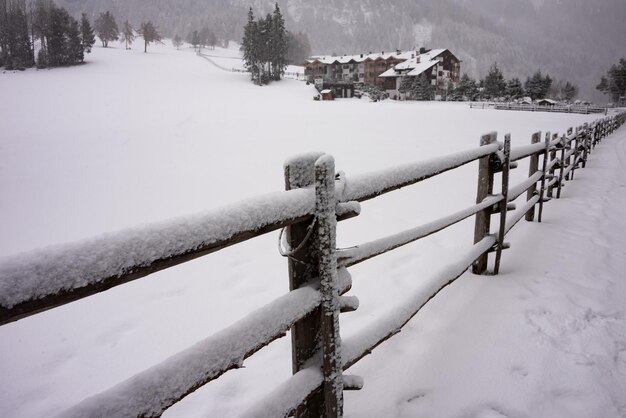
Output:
241,7,260,84
270,3,287,81
137,21,161,53
172,34,183,50
120,20,134,50
455,73,479,100
483,62,506,99
94,11,118,48
525,70,552,100
596,59,626,104
1,0,34,69
241,5,288,86
505,77,524,99
80,13,95,53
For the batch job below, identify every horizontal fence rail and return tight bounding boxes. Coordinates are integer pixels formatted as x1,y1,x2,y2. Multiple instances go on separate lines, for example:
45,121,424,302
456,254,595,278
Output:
0,188,317,325
1,111,624,417
493,102,609,114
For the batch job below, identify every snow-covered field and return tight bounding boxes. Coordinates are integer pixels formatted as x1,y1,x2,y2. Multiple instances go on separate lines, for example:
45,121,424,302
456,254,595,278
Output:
1,41,624,417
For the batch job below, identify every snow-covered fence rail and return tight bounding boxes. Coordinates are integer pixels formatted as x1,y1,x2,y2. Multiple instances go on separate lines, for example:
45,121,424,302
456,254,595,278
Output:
0,189,318,325
493,102,609,115
0,112,624,417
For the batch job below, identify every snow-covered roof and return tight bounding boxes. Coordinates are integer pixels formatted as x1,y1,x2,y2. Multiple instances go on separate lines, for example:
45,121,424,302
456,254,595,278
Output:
377,67,399,78
320,89,332,94
378,58,439,78
306,50,418,65
407,60,439,77
376,49,446,78
394,49,446,71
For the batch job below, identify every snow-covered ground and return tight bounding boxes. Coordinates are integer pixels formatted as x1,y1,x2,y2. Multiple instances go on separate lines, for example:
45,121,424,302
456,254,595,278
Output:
0,41,623,417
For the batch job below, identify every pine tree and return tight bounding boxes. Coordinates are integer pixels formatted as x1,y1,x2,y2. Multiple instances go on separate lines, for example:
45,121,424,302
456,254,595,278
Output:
455,74,478,100
198,26,212,49
67,16,83,64
445,80,455,101
94,11,118,48
286,31,311,65
0,0,6,67
2,0,34,70
398,75,415,99
505,77,524,99
242,7,260,84
270,3,287,80
80,13,95,54
417,73,434,100
525,70,552,100
483,62,506,99
562,81,578,101
241,5,288,85
137,21,161,53
30,0,51,61
258,14,272,83
188,29,199,50
46,4,68,66
120,20,134,50
206,29,217,50
172,34,183,50
597,59,625,104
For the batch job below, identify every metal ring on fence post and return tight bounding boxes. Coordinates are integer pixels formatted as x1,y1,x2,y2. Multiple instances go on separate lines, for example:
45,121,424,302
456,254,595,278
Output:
278,216,318,258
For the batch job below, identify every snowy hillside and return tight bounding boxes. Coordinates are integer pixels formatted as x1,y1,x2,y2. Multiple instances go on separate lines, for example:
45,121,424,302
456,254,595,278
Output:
0,42,624,417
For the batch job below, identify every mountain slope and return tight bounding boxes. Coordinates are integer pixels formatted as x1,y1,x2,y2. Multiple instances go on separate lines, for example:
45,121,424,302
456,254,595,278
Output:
57,0,626,99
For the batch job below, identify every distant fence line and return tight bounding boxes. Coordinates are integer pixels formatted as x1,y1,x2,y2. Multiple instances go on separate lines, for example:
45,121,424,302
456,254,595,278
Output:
0,112,625,417
471,101,609,115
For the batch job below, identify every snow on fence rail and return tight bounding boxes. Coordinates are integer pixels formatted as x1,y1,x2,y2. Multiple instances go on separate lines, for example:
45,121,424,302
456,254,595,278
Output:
492,102,609,115
1,112,624,417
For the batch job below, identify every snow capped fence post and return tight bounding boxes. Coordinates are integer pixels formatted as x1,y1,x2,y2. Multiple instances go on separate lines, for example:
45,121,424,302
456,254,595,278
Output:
581,123,590,168
524,132,541,222
569,127,585,180
565,127,574,181
284,152,326,417
592,122,600,149
314,155,344,418
472,132,497,274
546,133,558,199
556,134,566,199
537,132,551,223
493,134,511,275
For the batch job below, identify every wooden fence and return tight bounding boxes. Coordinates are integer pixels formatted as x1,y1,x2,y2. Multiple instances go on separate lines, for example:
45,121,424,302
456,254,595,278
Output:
470,102,609,115
493,102,609,114
1,112,625,417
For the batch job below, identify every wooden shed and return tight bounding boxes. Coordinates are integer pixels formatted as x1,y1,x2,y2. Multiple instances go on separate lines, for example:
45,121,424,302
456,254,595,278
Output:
320,89,334,100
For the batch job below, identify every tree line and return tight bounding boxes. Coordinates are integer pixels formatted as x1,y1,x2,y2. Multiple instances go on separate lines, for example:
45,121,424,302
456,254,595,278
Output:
0,0,164,70
448,62,579,102
0,0,94,69
241,4,287,85
596,58,626,104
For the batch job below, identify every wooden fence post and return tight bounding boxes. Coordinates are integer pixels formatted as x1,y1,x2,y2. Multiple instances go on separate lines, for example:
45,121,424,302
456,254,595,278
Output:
556,134,566,199
565,127,574,181
284,152,325,417
525,132,541,221
570,128,580,180
581,123,590,168
594,122,599,148
315,155,343,418
546,133,558,199
472,132,497,275
493,134,511,275
537,132,550,223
